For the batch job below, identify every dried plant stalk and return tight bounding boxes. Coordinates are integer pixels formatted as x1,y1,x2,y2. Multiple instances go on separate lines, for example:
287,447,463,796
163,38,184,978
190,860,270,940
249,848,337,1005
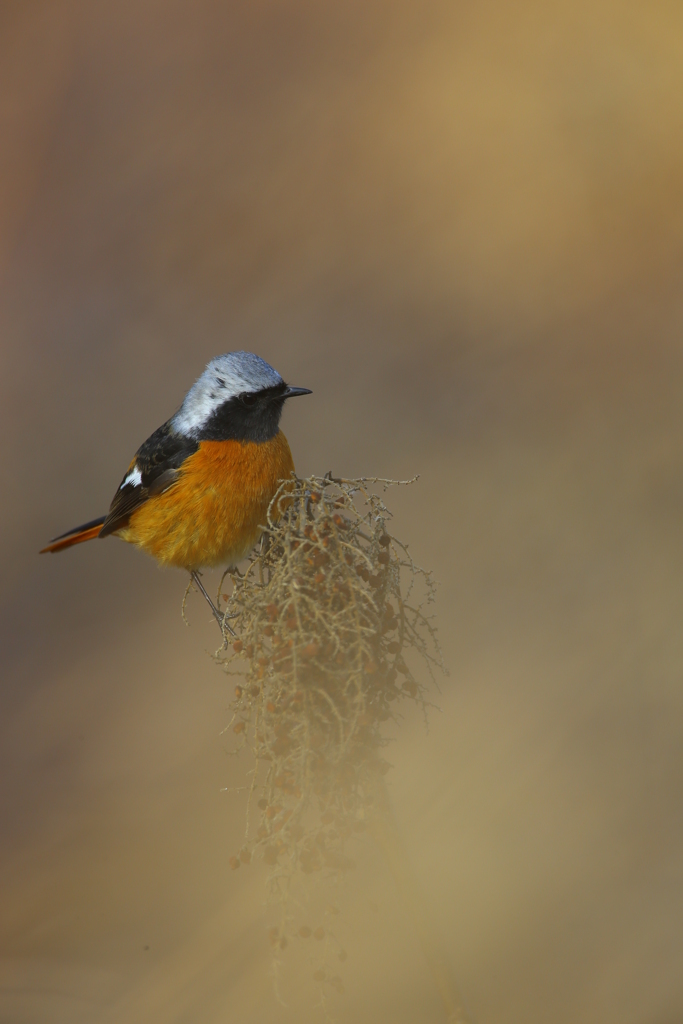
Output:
215,473,466,1021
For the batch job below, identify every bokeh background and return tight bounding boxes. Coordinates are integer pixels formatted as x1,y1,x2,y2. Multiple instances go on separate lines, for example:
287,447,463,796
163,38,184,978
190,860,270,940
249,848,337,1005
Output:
2,1,683,1021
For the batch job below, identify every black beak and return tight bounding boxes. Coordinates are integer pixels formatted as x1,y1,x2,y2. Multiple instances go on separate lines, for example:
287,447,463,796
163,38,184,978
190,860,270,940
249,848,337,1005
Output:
283,386,312,398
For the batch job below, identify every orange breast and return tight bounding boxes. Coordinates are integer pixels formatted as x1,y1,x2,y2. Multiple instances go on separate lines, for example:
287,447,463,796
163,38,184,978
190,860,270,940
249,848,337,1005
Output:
117,431,295,569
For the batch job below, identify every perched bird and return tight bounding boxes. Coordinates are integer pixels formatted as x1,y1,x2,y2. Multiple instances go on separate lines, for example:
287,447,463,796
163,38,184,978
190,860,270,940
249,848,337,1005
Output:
41,351,311,627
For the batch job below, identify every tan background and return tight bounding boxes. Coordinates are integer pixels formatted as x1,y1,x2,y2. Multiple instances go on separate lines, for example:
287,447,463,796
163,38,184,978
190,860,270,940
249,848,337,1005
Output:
2,2,683,1021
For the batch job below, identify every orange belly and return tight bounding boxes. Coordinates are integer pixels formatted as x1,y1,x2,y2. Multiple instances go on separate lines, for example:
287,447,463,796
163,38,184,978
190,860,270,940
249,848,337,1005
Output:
117,431,295,569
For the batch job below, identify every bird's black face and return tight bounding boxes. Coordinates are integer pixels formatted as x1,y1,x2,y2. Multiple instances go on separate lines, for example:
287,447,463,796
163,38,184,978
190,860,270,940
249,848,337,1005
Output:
197,383,311,443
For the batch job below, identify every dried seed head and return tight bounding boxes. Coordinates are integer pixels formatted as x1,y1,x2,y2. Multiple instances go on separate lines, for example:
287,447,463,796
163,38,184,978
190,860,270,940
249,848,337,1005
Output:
218,474,444,967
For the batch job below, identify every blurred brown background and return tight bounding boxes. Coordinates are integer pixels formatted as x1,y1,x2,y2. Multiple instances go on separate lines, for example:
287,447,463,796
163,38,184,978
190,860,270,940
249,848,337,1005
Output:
2,1,683,1021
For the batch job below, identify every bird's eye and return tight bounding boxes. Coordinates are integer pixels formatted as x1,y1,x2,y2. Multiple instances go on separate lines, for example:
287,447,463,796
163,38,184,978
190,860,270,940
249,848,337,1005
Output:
240,392,258,408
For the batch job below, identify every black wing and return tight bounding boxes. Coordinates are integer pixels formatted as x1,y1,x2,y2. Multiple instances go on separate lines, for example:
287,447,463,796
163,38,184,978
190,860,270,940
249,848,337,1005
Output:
99,422,199,538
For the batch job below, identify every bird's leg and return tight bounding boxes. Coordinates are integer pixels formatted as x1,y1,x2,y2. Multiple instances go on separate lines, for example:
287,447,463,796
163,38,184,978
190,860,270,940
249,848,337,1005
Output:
190,570,223,624
190,570,236,637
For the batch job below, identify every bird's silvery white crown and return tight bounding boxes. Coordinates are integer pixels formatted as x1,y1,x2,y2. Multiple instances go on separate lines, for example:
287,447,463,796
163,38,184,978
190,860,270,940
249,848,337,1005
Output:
172,352,284,436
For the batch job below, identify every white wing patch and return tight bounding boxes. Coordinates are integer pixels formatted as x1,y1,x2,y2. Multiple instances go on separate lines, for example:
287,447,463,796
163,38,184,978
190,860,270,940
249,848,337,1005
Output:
122,466,143,488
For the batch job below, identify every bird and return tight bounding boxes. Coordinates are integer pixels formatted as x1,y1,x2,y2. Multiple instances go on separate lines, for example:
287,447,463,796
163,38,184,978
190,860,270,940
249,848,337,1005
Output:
40,351,311,629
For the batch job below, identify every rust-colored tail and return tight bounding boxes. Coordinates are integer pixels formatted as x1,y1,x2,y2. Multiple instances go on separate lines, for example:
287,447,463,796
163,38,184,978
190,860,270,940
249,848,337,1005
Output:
40,516,106,554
